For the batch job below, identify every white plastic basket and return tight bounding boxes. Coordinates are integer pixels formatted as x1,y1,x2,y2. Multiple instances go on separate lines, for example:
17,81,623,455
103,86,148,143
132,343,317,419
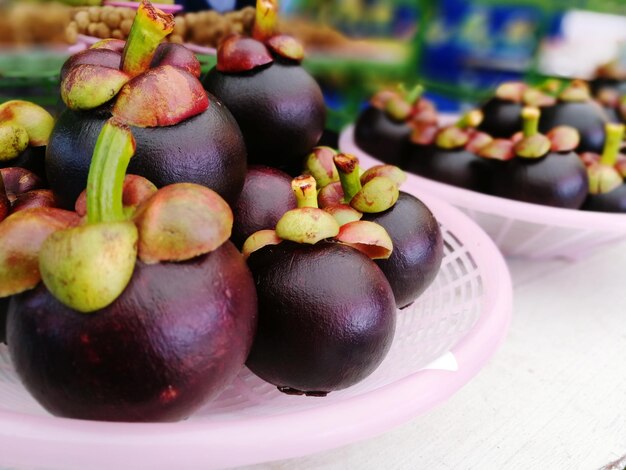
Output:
341,124,626,261
0,184,512,470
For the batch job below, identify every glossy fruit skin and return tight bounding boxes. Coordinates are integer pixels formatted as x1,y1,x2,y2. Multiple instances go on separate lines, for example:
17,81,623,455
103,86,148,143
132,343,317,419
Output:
354,106,412,166
46,93,247,208
7,241,257,422
478,98,523,138
246,241,396,395
231,165,296,248
406,145,492,193
203,62,326,175
581,184,626,213
538,102,613,153
491,151,589,209
0,297,8,345
363,192,443,309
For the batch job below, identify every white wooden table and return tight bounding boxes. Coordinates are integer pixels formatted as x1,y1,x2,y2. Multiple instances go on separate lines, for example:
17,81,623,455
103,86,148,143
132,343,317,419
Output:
243,239,626,470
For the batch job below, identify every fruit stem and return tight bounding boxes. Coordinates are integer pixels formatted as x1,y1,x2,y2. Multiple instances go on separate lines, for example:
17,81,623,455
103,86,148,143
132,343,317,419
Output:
86,118,136,225
253,0,279,42
121,0,174,78
404,84,424,105
334,153,362,202
600,123,625,167
456,109,483,129
522,107,540,137
292,175,318,208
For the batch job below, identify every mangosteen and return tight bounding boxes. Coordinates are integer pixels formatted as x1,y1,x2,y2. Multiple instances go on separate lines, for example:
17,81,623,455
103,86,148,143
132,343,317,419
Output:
538,80,616,153
202,0,326,175
478,82,555,138
582,123,626,212
5,119,257,422
406,111,494,193
0,100,55,180
46,1,247,208
328,155,443,308
491,107,588,209
354,85,438,167
243,175,396,395
231,164,297,249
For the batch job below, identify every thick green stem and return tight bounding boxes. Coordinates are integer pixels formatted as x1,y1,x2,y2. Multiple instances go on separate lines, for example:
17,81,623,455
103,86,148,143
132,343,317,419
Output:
120,0,174,78
456,109,483,129
600,123,625,167
86,118,136,224
292,175,318,208
334,153,362,203
522,107,540,137
405,84,424,106
253,0,279,41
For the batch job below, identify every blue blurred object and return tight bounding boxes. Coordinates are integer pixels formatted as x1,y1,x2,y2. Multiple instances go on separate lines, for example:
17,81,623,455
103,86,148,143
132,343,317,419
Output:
178,0,254,13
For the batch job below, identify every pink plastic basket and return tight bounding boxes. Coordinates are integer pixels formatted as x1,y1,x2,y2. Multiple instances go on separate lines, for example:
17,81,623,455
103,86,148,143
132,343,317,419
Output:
341,125,626,261
0,185,512,469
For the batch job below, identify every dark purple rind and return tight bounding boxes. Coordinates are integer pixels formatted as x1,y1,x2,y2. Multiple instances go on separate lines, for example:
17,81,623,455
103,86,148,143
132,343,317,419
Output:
354,106,411,167
0,146,47,183
406,146,492,193
60,48,122,83
581,184,626,213
478,98,523,138
46,93,247,208
538,101,613,153
246,241,396,394
362,192,443,309
232,165,297,248
491,151,589,209
7,242,257,422
203,62,326,176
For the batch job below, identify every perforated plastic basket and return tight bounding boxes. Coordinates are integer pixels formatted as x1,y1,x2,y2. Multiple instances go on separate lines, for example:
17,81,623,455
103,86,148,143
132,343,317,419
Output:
341,124,626,261
0,185,511,470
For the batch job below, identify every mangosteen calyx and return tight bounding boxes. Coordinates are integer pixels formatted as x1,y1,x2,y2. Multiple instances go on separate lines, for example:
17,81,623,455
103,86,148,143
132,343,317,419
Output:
36,118,234,313
587,123,625,195
304,146,340,188
242,174,393,260
216,0,304,74
513,107,555,159
370,84,436,125
60,0,208,128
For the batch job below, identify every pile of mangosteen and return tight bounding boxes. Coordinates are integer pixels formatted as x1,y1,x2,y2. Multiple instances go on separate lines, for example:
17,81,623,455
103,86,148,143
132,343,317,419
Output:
353,78,626,213
0,0,445,423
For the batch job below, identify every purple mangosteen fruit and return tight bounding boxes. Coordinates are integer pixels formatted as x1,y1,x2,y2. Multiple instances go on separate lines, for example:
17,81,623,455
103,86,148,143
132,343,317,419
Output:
202,0,326,175
581,123,626,212
326,154,443,309
0,101,55,180
243,175,396,395
538,80,615,153
5,119,257,422
406,111,494,193
231,164,297,249
354,85,438,167
491,107,588,208
478,82,555,138
46,1,247,208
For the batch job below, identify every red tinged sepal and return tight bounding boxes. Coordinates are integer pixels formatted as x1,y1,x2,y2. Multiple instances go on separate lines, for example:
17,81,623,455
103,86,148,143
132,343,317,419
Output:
12,190,59,213
546,126,580,152
266,35,304,62
216,35,273,73
90,38,126,53
150,43,202,78
61,64,130,111
0,208,80,298
60,48,122,82
478,139,515,161
133,183,233,264
75,174,157,217
112,65,209,128
335,220,393,260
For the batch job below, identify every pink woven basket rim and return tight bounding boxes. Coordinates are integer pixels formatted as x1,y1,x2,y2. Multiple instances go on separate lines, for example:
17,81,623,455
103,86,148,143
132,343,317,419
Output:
340,125,626,232
0,185,512,469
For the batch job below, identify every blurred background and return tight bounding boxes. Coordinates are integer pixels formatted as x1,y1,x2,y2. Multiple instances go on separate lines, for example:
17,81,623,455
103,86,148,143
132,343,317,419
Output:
1,0,626,131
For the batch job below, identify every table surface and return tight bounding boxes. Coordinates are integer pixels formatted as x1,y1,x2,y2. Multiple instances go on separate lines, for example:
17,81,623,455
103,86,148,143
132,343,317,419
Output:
241,240,626,470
